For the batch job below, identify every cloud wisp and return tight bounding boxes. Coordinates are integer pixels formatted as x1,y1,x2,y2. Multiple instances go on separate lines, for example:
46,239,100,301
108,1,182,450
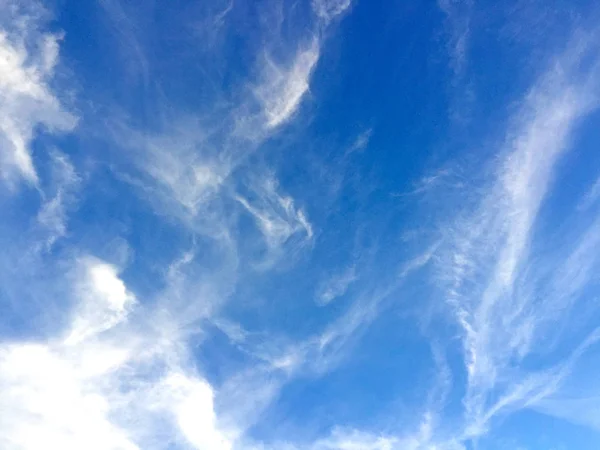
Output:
0,2,77,187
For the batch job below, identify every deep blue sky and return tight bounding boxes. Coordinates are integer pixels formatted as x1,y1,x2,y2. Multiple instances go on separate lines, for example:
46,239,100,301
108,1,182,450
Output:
2,0,600,449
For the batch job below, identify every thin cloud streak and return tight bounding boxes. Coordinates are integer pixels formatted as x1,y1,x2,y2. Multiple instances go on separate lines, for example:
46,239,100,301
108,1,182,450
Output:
429,28,600,442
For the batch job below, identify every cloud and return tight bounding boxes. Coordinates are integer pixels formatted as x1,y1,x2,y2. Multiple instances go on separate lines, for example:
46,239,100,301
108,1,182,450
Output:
255,39,320,129
235,174,313,252
151,371,232,450
97,0,150,86
311,0,352,24
0,2,371,450
438,0,473,79
537,396,600,430
428,29,600,440
344,128,373,156
64,257,136,345
0,255,139,450
0,252,236,450
316,266,357,305
16,1,600,449
577,174,600,211
0,342,140,450
36,151,80,248
0,2,77,186
311,428,397,450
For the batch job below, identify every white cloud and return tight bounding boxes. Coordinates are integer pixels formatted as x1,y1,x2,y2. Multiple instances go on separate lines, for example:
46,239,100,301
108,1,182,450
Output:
0,343,139,450
534,389,600,431
65,257,136,345
316,266,357,305
236,174,313,250
0,256,140,450
438,0,473,79
345,128,372,155
430,31,600,439
97,0,150,85
151,371,232,450
311,429,397,450
255,39,320,129
0,3,77,186
0,252,236,450
136,128,227,216
307,418,466,450
36,151,80,248
312,0,352,24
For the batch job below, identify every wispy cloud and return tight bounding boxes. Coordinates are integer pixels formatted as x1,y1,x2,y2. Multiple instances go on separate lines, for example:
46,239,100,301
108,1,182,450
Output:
429,28,600,441
311,0,353,25
97,0,150,86
316,266,357,306
255,39,320,129
236,174,313,253
344,128,372,155
7,1,600,450
438,0,473,79
36,151,80,248
0,2,77,187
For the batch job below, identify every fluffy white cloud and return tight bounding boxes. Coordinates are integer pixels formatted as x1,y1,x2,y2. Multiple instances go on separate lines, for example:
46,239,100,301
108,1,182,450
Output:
0,343,139,450
154,372,232,450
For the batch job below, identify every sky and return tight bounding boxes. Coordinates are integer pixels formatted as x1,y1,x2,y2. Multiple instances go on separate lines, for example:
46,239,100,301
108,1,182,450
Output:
1,0,600,449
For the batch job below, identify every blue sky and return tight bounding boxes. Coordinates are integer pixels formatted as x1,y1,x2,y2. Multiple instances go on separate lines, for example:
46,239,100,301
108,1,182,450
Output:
2,0,600,448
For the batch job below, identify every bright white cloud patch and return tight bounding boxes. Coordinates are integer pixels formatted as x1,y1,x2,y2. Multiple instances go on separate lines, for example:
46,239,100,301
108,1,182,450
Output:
0,255,138,450
158,372,232,450
0,3,76,186
66,258,136,344
0,254,229,450
0,343,139,450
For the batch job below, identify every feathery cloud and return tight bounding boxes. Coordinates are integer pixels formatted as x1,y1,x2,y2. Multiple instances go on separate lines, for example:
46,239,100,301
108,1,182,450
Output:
430,29,600,440
0,2,76,186
316,266,357,306
255,39,320,129
312,0,352,24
